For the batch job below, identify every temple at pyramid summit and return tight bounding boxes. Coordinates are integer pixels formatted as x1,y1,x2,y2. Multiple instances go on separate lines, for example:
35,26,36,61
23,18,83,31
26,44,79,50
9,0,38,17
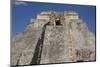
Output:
11,11,95,66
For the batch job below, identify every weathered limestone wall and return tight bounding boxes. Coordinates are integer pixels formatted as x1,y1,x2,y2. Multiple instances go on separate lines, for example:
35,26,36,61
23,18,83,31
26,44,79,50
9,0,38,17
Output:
40,19,95,64
40,26,70,64
37,15,50,21
11,11,95,66
11,20,48,65
65,16,79,20
66,20,95,61
64,11,79,20
11,29,43,65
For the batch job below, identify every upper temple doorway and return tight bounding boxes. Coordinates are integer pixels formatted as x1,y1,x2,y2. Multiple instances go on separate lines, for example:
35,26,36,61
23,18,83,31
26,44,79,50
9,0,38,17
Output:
55,20,62,25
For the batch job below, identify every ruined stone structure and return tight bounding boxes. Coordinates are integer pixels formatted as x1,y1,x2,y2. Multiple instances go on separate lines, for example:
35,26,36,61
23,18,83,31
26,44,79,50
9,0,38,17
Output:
11,11,95,66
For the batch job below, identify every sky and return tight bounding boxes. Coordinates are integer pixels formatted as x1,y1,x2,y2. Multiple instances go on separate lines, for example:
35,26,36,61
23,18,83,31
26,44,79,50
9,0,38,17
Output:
12,1,96,36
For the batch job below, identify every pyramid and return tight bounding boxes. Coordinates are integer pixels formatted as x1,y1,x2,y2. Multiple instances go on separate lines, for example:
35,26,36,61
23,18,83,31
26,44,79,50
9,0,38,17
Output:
11,11,95,66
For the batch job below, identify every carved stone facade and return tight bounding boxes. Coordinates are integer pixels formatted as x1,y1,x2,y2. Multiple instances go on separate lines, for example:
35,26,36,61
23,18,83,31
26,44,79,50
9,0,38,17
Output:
11,11,95,66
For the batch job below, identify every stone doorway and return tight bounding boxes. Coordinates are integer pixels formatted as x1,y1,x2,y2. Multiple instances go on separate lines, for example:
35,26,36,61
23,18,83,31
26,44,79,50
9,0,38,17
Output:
55,20,62,25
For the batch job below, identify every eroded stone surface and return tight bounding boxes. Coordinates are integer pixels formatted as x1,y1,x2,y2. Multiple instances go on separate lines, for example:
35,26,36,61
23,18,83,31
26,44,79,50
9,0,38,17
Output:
11,11,95,66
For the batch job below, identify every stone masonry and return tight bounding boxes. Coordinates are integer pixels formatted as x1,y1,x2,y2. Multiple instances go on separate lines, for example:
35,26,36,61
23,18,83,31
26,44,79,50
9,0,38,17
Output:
11,11,96,66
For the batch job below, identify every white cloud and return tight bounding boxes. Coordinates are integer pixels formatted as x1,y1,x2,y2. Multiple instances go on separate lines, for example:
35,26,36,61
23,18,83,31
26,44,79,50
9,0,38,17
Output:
14,1,27,6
